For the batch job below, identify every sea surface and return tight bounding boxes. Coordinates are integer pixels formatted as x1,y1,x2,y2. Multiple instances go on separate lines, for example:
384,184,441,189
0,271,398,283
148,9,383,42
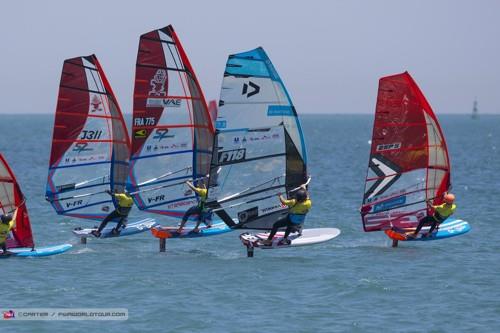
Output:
1,114,499,332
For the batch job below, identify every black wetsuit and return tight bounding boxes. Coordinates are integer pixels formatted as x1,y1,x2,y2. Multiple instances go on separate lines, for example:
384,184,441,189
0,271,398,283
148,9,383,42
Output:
414,213,445,235
267,215,298,240
97,206,131,233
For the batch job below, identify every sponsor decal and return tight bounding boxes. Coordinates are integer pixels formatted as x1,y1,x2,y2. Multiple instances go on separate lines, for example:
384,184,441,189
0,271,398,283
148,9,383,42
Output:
134,117,156,126
373,196,406,213
146,98,182,108
215,120,226,129
134,129,147,139
63,154,106,164
153,128,175,141
233,137,247,144
149,69,167,96
90,95,103,113
167,199,197,210
233,134,280,144
267,105,294,116
72,143,92,153
218,148,246,165
376,142,401,152
145,142,188,152
261,204,283,213
101,206,110,212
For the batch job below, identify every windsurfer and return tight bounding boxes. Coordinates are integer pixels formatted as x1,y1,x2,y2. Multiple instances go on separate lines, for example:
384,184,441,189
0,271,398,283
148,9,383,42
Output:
0,212,15,254
262,187,312,246
92,191,133,237
410,193,456,238
176,180,211,233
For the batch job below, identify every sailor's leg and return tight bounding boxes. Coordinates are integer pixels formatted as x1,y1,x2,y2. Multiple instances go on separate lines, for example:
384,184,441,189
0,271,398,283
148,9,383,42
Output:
97,210,121,233
267,216,289,241
428,219,441,235
112,215,128,234
178,206,199,232
283,217,296,239
192,208,204,232
413,216,434,235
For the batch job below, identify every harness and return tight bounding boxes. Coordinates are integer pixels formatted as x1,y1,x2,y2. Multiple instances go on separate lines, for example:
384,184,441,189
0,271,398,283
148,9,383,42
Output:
289,200,309,224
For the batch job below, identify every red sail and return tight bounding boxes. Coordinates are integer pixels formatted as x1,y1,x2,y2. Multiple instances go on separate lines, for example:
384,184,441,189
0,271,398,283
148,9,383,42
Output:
361,72,450,232
0,154,34,248
127,25,214,216
46,55,130,220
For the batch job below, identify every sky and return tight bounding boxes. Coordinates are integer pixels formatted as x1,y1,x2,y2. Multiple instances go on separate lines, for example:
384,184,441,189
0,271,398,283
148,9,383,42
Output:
1,0,499,114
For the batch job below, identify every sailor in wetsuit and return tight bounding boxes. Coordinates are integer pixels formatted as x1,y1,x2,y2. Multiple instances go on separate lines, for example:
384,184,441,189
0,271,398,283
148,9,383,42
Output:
176,180,211,234
0,212,15,254
411,193,456,238
92,190,133,237
262,188,312,246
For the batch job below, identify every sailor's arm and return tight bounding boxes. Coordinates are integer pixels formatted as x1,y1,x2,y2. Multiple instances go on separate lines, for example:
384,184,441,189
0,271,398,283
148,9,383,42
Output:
185,180,196,191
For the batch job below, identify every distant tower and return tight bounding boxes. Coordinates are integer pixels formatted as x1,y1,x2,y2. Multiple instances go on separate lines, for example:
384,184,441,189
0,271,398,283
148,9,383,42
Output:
471,98,478,119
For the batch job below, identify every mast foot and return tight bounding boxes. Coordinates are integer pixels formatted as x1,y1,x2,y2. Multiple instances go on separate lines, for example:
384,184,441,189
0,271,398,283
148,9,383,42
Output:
159,238,166,253
246,246,254,258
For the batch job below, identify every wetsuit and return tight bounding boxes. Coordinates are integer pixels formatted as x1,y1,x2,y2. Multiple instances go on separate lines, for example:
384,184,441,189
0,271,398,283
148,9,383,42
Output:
181,187,209,227
0,219,15,253
97,193,133,234
267,198,312,240
414,203,456,235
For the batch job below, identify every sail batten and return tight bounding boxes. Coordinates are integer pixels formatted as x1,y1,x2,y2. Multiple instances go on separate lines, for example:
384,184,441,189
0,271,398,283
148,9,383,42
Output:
361,72,450,232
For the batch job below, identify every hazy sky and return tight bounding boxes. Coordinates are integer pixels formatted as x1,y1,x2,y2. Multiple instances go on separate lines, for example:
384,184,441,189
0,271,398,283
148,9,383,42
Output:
1,0,499,114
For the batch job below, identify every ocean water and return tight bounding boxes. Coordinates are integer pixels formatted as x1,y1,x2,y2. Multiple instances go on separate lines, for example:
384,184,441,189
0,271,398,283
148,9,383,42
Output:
1,114,499,332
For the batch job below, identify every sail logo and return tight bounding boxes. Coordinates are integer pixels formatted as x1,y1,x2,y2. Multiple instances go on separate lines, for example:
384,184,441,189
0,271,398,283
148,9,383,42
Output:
364,155,401,200
149,69,167,96
134,129,147,139
90,95,103,113
242,81,260,98
218,148,246,165
72,143,93,153
153,129,175,141
376,142,401,152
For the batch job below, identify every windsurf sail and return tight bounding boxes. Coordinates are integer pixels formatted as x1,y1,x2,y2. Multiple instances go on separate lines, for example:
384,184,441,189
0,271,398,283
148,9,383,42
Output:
206,47,308,230
46,55,131,220
126,25,214,217
0,154,34,248
360,72,450,232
